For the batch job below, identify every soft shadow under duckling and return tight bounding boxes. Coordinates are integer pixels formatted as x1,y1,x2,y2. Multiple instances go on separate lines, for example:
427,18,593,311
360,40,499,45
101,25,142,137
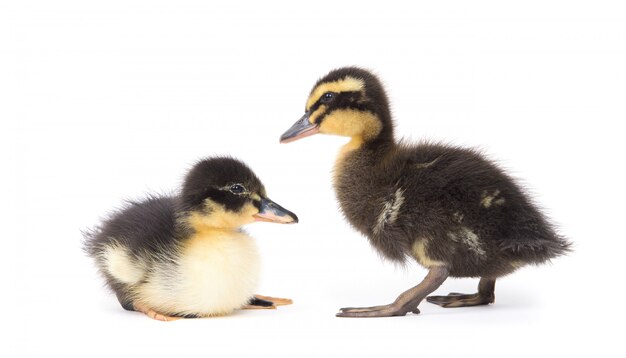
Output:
280,67,570,318
84,157,297,321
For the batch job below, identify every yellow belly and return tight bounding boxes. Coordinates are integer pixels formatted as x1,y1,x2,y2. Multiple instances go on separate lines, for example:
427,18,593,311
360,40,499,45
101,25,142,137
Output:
135,230,260,317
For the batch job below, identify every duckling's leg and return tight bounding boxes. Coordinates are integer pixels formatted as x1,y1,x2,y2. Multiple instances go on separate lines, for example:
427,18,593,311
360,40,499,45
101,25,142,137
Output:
337,266,449,318
426,277,496,308
254,294,293,306
242,295,293,309
242,297,277,310
132,303,181,321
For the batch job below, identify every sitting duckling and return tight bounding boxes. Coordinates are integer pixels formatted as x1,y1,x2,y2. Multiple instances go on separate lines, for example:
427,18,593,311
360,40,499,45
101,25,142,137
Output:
83,157,297,321
280,67,570,317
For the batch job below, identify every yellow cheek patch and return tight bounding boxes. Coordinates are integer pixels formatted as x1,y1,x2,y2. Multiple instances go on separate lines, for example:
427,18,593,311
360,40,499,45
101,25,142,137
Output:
319,109,382,140
184,200,259,231
306,77,365,110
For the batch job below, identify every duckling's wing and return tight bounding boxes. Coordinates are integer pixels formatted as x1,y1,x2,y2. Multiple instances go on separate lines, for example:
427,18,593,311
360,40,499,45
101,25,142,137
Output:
83,196,180,286
399,144,571,263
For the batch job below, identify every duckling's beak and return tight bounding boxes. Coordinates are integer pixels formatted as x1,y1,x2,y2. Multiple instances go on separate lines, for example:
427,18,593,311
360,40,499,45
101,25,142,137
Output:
279,112,319,143
254,198,298,224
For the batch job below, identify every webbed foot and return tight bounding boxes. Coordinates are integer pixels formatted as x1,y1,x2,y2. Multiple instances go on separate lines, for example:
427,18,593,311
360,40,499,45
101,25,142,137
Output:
426,292,494,307
242,294,293,309
427,278,496,308
335,266,449,318
337,304,419,317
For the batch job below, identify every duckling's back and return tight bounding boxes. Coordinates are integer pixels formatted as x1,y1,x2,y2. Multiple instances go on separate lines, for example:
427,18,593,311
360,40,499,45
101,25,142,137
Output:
335,142,570,277
84,196,180,260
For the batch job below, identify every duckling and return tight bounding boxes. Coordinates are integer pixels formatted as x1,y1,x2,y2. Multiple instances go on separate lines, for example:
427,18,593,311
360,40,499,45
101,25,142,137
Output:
83,157,298,321
280,67,570,317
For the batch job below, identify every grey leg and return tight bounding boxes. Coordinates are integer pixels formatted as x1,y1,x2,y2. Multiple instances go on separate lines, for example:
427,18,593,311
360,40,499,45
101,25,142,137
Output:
336,266,449,318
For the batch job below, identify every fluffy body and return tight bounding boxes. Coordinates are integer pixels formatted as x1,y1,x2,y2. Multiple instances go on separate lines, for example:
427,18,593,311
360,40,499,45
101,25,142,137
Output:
84,157,297,318
281,66,571,317
336,141,569,277
84,196,260,317
288,66,570,280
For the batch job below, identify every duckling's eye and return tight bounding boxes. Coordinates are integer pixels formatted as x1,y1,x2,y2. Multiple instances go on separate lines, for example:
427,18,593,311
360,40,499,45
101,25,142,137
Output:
320,92,336,104
229,184,246,194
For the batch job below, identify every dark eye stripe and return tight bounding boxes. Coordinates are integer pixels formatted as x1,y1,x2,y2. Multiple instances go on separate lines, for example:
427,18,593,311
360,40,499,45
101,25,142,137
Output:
307,101,322,113
309,91,368,124
313,109,330,125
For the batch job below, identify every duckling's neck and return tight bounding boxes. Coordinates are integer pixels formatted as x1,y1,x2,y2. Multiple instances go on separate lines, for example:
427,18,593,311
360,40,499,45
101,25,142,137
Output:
339,121,395,155
337,136,365,160
333,132,396,185
180,212,243,237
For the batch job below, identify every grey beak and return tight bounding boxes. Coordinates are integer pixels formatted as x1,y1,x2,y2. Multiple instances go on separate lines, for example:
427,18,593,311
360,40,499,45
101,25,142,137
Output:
253,198,298,224
279,112,320,144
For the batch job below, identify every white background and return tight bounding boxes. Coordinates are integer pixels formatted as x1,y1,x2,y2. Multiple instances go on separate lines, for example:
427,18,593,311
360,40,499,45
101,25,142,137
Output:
2,1,625,357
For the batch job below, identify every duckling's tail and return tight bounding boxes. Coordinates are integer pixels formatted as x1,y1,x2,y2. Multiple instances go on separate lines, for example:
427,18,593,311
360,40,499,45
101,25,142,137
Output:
81,227,101,258
499,234,572,264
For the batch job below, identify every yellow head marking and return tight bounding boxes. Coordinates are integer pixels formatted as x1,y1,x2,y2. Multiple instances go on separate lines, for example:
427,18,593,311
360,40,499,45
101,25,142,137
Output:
308,105,327,124
306,77,365,110
318,109,382,140
184,200,258,231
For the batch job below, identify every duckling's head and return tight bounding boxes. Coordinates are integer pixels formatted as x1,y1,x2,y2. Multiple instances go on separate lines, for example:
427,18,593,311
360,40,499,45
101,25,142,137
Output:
280,67,393,145
180,157,298,230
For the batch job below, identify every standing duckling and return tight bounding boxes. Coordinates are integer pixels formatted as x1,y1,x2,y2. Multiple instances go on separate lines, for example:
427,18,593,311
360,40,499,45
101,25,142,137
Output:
280,67,570,317
83,157,297,321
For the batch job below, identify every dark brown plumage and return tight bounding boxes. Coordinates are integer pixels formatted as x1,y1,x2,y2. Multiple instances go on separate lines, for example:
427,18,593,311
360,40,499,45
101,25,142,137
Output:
280,66,570,317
